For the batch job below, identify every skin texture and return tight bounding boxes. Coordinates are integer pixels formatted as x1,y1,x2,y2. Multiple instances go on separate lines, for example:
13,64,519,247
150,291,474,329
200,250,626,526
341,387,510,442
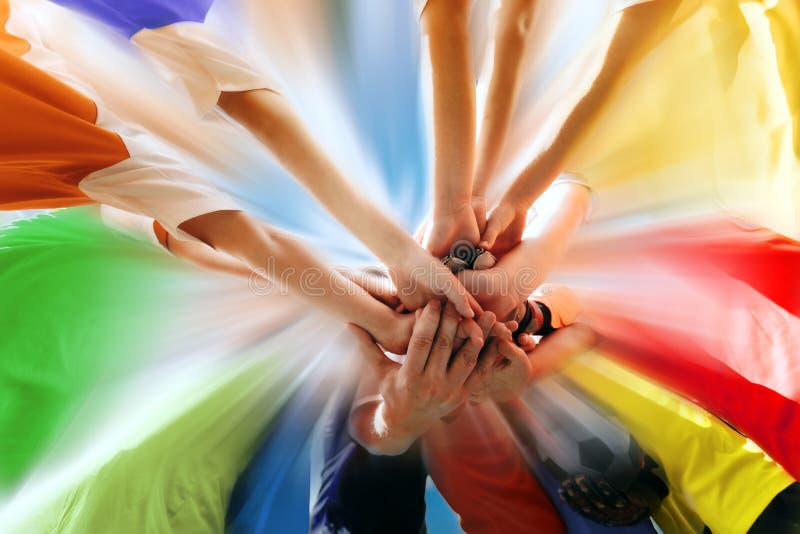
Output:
481,0,681,252
348,296,592,454
473,0,540,231
349,301,506,455
217,89,475,317
420,0,481,256
469,324,596,403
178,209,414,354
461,182,590,318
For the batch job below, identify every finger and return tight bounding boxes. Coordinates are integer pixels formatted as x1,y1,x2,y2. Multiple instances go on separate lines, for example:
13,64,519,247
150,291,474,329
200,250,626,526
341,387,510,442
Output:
403,300,442,376
479,215,502,249
479,210,509,249
454,317,482,353
441,273,476,319
466,291,483,316
465,339,500,393
447,335,483,388
528,324,595,381
504,320,518,332
517,333,538,352
346,324,388,367
476,311,496,340
426,302,461,379
358,273,401,308
490,321,513,341
414,215,430,243
399,292,426,314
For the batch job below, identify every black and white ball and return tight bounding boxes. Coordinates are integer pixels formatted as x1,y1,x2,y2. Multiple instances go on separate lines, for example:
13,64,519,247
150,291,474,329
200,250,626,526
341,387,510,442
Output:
521,376,645,491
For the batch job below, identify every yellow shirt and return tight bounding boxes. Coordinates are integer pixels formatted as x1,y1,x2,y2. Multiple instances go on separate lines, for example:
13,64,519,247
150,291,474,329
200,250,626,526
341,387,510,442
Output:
560,352,795,534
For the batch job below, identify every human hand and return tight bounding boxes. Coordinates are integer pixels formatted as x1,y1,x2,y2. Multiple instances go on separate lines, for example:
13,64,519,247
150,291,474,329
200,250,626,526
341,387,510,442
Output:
389,242,480,318
343,267,402,309
458,245,540,322
367,308,415,355
480,198,530,255
466,337,532,403
348,301,485,453
470,196,488,234
467,324,596,403
423,203,481,258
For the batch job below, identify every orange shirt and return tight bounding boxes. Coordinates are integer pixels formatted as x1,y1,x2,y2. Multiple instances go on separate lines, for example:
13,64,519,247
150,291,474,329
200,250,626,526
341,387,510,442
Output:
423,402,565,534
0,0,130,211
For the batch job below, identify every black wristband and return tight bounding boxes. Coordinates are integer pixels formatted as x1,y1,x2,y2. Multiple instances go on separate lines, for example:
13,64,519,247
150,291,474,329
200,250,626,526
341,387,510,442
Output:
535,302,556,337
513,301,534,340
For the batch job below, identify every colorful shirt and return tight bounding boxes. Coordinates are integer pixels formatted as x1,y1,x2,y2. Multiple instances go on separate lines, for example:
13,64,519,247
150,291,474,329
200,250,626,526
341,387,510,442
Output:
46,0,272,114
50,0,215,38
562,353,795,534
0,0,237,239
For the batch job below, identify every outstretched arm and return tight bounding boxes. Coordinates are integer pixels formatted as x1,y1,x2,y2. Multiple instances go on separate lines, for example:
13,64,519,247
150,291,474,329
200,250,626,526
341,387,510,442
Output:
217,89,475,317
481,0,680,251
178,209,414,353
419,0,481,256
461,181,590,320
472,0,539,228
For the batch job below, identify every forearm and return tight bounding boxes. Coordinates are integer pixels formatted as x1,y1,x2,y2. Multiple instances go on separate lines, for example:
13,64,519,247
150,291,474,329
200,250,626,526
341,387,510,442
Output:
350,400,430,456
525,324,596,383
507,184,589,299
166,235,255,278
422,0,476,214
178,210,396,332
503,1,679,208
473,0,538,198
217,89,417,264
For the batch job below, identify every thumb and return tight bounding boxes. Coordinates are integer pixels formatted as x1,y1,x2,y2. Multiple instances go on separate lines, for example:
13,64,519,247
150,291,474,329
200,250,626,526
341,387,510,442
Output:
440,270,476,318
480,208,510,249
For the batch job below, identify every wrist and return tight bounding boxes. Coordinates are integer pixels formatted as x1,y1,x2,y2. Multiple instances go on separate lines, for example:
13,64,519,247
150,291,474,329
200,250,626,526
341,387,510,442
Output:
470,192,487,205
500,187,531,214
378,402,432,444
433,198,472,218
351,287,399,336
364,221,421,266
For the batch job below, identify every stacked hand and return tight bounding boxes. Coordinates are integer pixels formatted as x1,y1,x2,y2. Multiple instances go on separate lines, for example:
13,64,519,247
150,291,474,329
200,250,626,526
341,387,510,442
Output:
348,300,513,455
479,199,529,256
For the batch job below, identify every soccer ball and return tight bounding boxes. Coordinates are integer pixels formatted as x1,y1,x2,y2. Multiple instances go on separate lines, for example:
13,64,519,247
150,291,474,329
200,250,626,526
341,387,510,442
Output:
520,376,644,491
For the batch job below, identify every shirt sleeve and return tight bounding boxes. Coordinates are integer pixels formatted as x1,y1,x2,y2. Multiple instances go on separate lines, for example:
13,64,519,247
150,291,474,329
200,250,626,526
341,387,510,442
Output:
131,21,279,115
80,108,241,243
